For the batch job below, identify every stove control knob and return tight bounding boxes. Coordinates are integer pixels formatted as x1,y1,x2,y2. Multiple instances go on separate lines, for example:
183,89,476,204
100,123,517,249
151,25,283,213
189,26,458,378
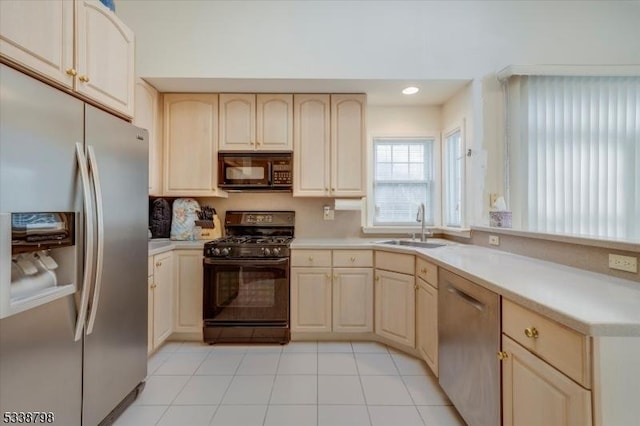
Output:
272,248,281,256
212,248,221,256
263,248,272,256
221,248,230,256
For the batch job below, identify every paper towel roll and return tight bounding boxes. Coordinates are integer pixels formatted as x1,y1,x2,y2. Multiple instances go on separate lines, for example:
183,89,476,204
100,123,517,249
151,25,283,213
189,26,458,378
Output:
334,199,363,211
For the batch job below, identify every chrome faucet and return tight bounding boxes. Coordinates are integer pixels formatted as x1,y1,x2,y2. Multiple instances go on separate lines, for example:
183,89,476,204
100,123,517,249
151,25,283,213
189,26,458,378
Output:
416,203,432,242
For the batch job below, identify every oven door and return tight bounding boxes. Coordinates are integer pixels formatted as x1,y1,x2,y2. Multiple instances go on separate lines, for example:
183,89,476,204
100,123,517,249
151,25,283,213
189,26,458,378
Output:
203,257,289,326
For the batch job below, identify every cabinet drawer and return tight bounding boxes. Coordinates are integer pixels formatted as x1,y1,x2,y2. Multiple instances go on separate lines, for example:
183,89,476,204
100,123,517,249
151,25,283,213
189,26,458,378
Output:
333,250,373,267
415,257,438,288
148,256,153,277
375,251,414,275
502,299,591,388
291,249,332,267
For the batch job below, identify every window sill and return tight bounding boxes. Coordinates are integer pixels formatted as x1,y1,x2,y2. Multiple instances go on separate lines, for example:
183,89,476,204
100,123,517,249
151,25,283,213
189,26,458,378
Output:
362,226,471,239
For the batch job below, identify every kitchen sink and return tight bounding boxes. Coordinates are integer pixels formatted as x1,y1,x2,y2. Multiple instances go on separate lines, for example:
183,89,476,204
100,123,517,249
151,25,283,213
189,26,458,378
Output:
148,240,172,251
379,240,445,249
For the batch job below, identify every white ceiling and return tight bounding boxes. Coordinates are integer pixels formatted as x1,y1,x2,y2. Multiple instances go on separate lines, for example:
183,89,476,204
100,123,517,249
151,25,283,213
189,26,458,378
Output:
144,78,470,106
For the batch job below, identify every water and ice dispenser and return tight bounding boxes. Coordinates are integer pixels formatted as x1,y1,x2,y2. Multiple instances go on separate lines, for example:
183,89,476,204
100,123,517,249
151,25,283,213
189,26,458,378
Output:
0,212,78,319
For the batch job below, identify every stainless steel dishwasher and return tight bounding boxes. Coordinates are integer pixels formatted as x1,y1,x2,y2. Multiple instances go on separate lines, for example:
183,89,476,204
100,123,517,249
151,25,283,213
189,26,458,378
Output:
438,269,501,426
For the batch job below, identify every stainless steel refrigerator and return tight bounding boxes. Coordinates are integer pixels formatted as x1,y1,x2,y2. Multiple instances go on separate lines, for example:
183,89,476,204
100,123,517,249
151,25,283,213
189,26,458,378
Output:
0,63,148,425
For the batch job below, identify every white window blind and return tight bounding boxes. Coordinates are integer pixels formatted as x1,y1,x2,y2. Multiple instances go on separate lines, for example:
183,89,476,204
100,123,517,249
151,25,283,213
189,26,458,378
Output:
373,138,434,225
444,130,463,227
507,75,640,241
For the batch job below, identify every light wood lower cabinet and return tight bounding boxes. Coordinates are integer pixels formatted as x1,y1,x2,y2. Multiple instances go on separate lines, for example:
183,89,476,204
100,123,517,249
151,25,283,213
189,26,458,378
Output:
150,251,173,351
333,268,373,333
291,267,332,332
291,249,373,334
374,268,415,348
502,335,592,426
416,276,438,375
173,250,203,334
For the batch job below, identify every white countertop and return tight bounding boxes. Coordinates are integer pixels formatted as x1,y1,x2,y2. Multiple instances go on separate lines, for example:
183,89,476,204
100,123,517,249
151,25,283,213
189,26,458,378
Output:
292,238,640,337
148,239,206,256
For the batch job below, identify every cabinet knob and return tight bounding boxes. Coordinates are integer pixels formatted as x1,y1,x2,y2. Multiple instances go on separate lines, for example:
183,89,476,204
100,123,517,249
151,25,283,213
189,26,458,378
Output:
331,188,336,191
414,284,419,290
524,327,539,339
308,256,313,261
326,273,330,279
79,75,90,83
150,283,157,289
65,68,77,76
421,268,427,274
350,257,356,262
155,261,162,267
497,351,509,360
375,276,380,282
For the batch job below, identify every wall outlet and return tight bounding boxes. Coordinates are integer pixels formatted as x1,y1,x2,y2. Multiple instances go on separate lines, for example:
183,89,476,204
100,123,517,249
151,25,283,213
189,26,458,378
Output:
608,254,638,273
490,193,499,207
323,205,335,221
489,235,500,246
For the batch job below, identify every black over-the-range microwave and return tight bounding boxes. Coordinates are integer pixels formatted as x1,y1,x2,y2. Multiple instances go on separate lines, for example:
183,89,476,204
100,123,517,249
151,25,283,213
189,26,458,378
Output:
218,152,293,191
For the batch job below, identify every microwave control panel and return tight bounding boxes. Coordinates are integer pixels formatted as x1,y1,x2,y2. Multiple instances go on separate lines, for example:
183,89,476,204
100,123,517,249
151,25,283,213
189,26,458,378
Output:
272,161,292,185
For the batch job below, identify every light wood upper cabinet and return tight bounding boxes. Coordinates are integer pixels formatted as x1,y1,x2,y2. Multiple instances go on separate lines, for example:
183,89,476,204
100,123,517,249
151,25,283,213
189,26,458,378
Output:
291,267,332,332
173,250,203,335
293,94,331,196
163,93,226,197
0,0,74,88
502,335,592,426
219,94,256,150
375,268,416,348
331,94,366,196
257,94,293,150
219,93,293,151
134,78,162,195
0,0,135,118
293,94,366,197
75,0,135,118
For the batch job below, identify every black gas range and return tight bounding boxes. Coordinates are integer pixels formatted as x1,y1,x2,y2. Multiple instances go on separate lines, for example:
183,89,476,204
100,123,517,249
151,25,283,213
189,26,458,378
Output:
202,211,294,345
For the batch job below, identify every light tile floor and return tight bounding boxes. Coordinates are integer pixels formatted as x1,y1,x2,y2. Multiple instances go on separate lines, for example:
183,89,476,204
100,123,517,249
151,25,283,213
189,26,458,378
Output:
114,341,466,426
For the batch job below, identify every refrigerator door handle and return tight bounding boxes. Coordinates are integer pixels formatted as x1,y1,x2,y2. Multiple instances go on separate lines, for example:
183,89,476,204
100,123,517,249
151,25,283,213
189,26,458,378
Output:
85,145,104,335
74,142,95,342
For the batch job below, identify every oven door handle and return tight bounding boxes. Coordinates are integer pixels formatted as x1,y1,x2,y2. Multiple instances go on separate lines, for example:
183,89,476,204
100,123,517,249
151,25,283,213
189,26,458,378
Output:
204,257,289,266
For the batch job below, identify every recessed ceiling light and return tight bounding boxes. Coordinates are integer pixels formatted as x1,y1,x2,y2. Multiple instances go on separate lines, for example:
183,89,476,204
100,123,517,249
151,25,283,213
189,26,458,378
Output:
402,86,419,95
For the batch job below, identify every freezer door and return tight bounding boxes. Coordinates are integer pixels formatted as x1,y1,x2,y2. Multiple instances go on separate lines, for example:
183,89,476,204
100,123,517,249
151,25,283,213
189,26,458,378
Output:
0,64,84,425
81,105,148,426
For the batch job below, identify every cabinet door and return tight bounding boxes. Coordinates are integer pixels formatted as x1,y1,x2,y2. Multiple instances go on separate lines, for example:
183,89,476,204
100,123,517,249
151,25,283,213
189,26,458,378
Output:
293,94,331,196
148,275,154,355
153,252,174,348
291,267,332,332
416,278,438,375
134,78,162,195
257,94,293,150
330,94,366,196
333,268,373,333
502,335,592,426
0,0,74,88
173,250,203,334
375,269,415,348
75,0,134,117
219,93,256,150
163,93,224,196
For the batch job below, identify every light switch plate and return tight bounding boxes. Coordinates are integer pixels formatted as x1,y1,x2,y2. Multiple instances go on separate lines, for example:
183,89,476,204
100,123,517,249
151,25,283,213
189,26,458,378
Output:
608,254,638,273
323,205,334,221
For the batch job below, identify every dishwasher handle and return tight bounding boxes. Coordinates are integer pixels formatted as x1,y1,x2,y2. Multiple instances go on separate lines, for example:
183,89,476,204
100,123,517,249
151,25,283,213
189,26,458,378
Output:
447,285,485,312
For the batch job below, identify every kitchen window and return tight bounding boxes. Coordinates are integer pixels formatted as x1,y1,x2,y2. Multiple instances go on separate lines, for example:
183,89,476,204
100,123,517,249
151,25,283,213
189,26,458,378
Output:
505,75,639,241
443,129,464,228
371,138,435,226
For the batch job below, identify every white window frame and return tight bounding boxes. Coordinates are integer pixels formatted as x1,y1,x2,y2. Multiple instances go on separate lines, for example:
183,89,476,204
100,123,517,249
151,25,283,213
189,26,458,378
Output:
442,124,466,229
365,135,441,232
